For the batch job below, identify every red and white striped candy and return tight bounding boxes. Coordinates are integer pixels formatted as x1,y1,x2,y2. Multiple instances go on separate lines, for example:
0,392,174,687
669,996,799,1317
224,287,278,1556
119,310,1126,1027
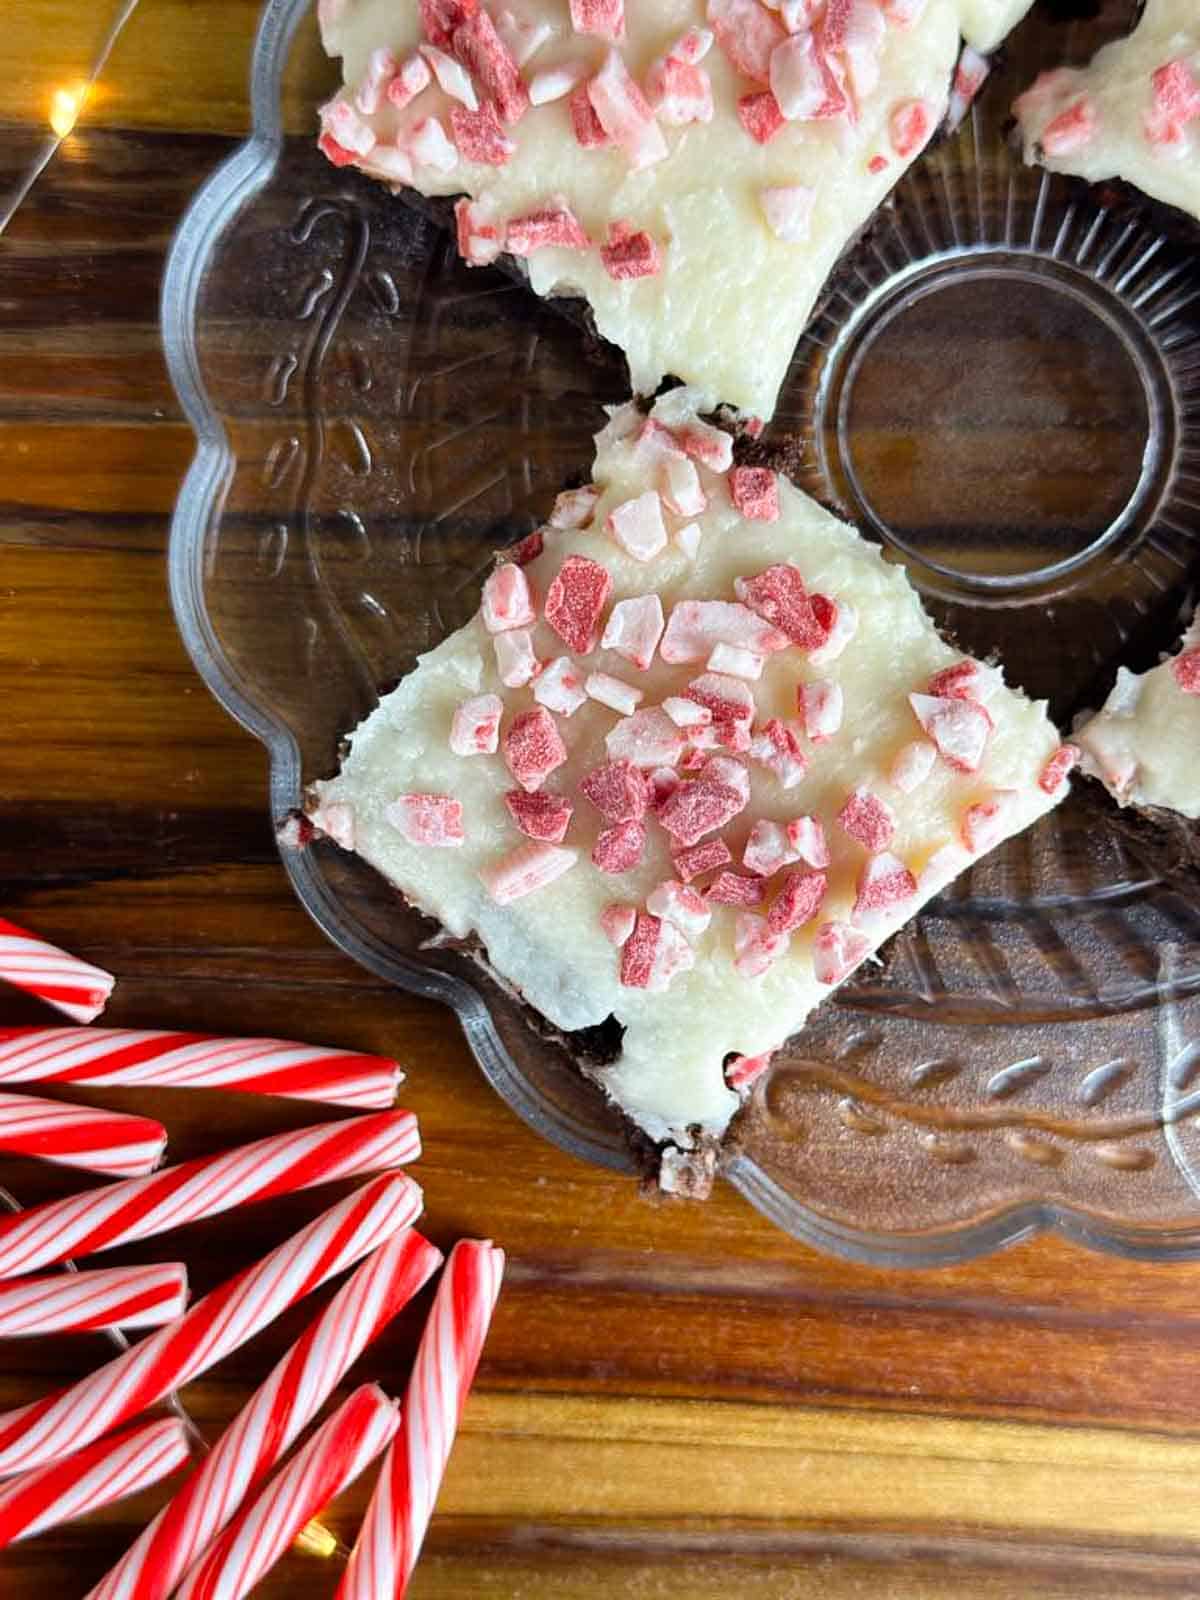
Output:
0,1090,165,1177
0,1107,418,1281
338,1240,505,1600
0,918,114,1023
588,49,667,169
174,1385,400,1600
0,1026,401,1109
0,1171,422,1480
0,1417,189,1550
90,1229,441,1600
0,1263,187,1339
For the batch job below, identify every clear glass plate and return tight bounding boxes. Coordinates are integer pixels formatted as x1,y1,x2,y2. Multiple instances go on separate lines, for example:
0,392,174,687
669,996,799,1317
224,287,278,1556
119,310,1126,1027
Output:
163,0,1200,1265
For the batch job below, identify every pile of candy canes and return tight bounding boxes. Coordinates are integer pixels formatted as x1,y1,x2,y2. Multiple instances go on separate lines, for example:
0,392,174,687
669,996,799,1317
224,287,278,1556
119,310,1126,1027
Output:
0,914,503,1596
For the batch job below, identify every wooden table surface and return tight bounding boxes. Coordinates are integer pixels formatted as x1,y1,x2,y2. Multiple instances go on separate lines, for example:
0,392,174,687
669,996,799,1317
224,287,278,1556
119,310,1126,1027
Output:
5,3,1200,1595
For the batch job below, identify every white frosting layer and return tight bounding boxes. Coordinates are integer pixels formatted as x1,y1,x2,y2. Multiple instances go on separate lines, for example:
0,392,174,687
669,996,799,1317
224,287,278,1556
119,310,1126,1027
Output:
1075,619,1200,819
319,0,1034,419
315,393,1064,1143
1014,0,1200,222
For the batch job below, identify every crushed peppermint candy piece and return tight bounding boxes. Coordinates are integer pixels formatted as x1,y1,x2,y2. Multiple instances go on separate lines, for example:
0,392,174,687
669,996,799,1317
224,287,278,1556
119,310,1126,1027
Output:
420,0,477,52
408,115,458,171
450,693,503,755
838,786,896,853
505,197,590,254
725,1047,776,1092
606,708,687,767
544,554,612,653
661,600,787,664
798,679,843,742
673,837,731,882
421,44,478,110
529,60,588,104
743,819,795,878
386,53,433,112
670,26,713,63
646,766,681,808
503,706,567,790
453,7,530,124
600,902,637,945
494,628,541,688
890,739,937,793
759,184,815,242
660,454,707,518
317,131,362,168
505,789,574,842
736,565,832,652
705,755,751,805
386,793,465,847
1038,744,1079,796
600,221,663,281
549,486,599,529
586,670,644,715
909,692,994,773
607,491,668,562
320,97,377,157
620,912,693,991
706,870,766,907
588,49,668,169
710,0,785,84
812,920,871,985
569,0,625,42
889,97,933,158
480,841,578,903
310,801,355,851
683,672,756,726
947,43,988,130
455,194,504,265
646,56,714,125
927,659,988,701
1171,648,1200,695
748,719,808,788
662,695,712,728
807,599,857,665
1041,97,1096,156
770,29,838,121
601,594,665,670
647,879,712,939
766,868,827,935
593,818,648,873
786,814,830,869
508,529,544,565
707,642,764,680
450,102,516,164
674,522,703,560
569,82,611,146
533,656,587,716
581,759,648,822
852,852,918,925
728,465,780,522
734,913,789,978
738,89,786,143
657,779,746,846
671,418,733,474
495,7,554,67
481,562,535,633
960,789,1020,854
356,47,398,116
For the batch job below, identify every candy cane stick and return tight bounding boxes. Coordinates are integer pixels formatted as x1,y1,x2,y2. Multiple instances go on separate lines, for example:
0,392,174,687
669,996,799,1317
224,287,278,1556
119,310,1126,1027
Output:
175,1384,399,1600
0,918,114,1022
0,1417,190,1549
0,1263,188,1338
0,1028,401,1110
89,1228,442,1600
0,1107,418,1280
339,1240,505,1600
0,1090,166,1177
0,1169,422,1478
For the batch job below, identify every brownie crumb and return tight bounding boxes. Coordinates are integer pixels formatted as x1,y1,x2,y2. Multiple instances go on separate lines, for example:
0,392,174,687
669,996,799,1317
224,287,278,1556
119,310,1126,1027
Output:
656,1139,719,1200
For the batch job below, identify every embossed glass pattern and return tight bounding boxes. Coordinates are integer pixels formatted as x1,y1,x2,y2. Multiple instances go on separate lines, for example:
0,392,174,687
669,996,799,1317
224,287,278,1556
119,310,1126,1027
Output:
165,0,1200,1263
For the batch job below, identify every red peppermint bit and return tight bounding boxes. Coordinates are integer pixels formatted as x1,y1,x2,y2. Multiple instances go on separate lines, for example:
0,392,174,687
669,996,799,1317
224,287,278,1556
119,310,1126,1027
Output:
569,0,625,42
673,837,731,882
706,870,766,907
926,660,982,700
600,903,637,946
600,221,662,281
767,868,827,935
1038,744,1080,796
450,692,503,755
769,29,845,120
647,766,681,809
593,818,647,873
661,600,787,664
533,656,587,717
867,153,888,174
479,840,578,904
647,878,712,939
453,8,529,123
544,553,613,654
493,628,541,688
1171,647,1200,695
454,195,504,265
680,745,711,771
606,708,687,768
646,56,713,126
550,486,600,528
505,198,590,255
508,529,544,566
709,0,785,84
601,593,665,670
1152,59,1200,123
580,758,647,822
606,490,668,561
852,852,918,923
386,52,433,111
318,132,359,167
960,789,1019,855
889,97,932,158
735,564,832,652
387,793,465,847
419,0,479,51
798,680,843,743
589,49,668,169
620,911,661,986
786,814,830,869
1040,97,1095,157
733,913,788,978
683,672,755,726
838,787,896,853
705,755,750,805
909,693,994,774
504,789,574,842
569,83,610,146
743,819,794,878
481,561,536,633
586,670,643,715
748,719,808,789
725,1047,776,1091
738,90,785,144
450,102,516,165
728,465,780,522
812,920,871,985
660,453,707,518
503,706,568,791
675,417,734,473
713,720,751,753
658,780,746,847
